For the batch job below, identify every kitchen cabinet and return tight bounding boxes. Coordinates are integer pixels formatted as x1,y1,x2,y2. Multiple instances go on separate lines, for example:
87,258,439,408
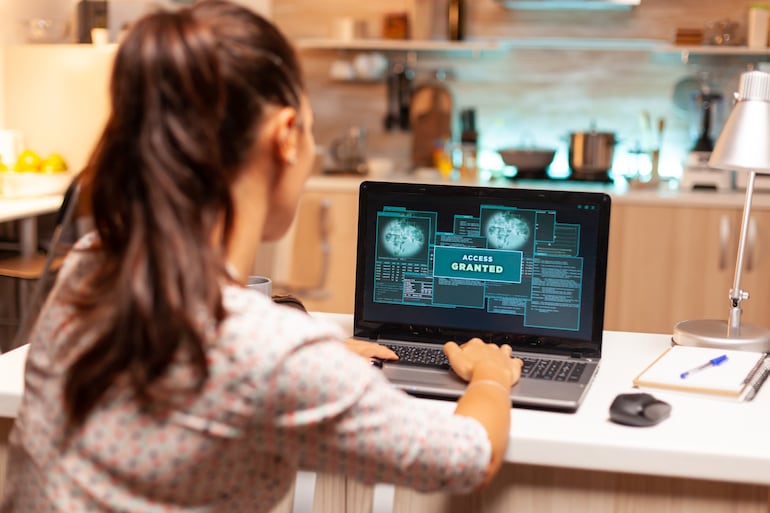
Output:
604,202,770,334
265,455,766,513
274,187,359,314
276,179,770,333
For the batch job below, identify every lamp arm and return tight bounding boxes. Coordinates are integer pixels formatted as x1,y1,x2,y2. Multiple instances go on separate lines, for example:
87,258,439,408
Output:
727,170,758,335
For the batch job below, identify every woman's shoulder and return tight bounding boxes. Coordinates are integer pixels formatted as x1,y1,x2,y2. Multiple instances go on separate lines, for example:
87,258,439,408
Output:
216,285,345,361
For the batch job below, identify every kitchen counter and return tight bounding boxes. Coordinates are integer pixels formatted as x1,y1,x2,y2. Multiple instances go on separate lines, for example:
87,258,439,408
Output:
305,172,770,210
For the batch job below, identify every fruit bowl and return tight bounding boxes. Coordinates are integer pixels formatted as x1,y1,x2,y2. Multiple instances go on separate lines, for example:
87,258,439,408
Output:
0,171,75,199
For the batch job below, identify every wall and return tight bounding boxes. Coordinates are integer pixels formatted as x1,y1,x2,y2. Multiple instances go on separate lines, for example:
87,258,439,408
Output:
0,0,271,171
274,0,769,179
0,0,67,136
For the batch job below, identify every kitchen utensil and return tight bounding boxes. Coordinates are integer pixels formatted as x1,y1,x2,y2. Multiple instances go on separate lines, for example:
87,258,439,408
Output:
352,52,387,80
692,91,722,152
568,130,616,181
384,61,413,131
498,148,556,179
327,126,368,174
672,74,717,114
410,82,453,168
651,117,665,181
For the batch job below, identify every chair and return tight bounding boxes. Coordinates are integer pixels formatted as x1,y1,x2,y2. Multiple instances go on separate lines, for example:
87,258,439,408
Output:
0,177,81,352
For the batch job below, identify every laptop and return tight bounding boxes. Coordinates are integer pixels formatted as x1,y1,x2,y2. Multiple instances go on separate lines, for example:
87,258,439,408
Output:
352,181,612,412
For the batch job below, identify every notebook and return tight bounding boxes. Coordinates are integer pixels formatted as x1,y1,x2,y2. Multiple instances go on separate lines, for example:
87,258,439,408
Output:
633,345,770,401
352,181,612,412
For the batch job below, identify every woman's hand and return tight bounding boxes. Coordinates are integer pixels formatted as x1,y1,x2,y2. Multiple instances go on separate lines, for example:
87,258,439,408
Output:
344,338,399,361
443,338,522,387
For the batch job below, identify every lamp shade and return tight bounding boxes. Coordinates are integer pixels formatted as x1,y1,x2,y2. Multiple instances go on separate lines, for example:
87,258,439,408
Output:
709,70,770,173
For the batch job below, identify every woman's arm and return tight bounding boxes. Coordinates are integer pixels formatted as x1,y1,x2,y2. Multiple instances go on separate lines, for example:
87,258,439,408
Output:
444,339,523,487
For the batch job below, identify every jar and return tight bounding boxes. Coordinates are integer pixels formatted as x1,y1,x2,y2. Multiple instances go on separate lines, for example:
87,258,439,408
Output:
748,5,770,48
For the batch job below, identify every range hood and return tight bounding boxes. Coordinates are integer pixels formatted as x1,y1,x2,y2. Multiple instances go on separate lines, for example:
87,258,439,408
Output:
496,0,640,10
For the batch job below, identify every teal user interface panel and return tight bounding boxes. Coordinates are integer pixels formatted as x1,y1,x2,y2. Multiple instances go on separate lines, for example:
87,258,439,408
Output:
371,203,584,332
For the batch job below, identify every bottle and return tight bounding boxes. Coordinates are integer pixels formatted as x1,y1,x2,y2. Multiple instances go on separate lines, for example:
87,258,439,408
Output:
459,108,478,180
448,0,465,41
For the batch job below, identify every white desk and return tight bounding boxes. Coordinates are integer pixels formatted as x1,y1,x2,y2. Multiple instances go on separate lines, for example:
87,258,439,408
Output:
2,313,769,513
303,313,770,486
0,195,63,257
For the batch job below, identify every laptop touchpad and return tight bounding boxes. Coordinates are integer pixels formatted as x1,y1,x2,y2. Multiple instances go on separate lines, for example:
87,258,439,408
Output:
383,365,466,389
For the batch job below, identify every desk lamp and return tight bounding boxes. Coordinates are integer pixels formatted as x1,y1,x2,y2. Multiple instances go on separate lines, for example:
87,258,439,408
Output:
673,70,770,352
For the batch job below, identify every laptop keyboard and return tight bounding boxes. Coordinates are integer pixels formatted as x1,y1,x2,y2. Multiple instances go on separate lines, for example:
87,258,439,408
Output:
384,344,451,370
518,356,587,382
383,344,586,382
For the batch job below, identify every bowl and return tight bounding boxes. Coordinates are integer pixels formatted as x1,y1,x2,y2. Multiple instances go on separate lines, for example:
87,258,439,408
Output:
498,148,556,172
23,18,70,44
0,171,75,199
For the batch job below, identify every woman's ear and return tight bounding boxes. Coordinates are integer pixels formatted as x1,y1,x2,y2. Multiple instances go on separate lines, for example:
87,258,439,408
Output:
273,106,300,167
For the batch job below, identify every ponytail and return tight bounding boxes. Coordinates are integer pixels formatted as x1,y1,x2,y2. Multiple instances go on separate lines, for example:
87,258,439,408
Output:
64,0,305,428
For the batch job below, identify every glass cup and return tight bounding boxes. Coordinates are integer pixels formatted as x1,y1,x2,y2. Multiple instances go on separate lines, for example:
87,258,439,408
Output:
455,143,478,181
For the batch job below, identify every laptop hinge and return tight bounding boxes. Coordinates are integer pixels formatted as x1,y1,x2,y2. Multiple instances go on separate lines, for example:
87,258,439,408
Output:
570,352,584,359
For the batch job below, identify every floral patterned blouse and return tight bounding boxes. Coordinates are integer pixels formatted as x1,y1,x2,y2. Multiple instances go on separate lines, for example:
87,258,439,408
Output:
1,234,490,512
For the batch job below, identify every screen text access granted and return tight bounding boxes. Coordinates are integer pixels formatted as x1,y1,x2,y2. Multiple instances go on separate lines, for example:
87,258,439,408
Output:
433,246,523,283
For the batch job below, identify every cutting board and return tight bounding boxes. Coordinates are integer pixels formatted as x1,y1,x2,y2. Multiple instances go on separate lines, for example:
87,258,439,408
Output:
410,83,453,168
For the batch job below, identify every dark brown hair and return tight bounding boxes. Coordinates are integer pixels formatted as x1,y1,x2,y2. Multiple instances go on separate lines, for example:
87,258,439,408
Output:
64,0,304,428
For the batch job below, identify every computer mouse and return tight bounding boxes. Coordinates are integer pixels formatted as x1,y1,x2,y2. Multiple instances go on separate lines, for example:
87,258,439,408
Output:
609,393,671,427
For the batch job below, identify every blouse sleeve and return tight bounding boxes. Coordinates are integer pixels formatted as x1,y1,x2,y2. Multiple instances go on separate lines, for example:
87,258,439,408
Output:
257,336,492,494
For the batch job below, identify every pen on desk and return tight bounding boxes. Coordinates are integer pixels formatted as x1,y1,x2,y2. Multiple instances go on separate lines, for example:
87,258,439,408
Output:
680,354,728,379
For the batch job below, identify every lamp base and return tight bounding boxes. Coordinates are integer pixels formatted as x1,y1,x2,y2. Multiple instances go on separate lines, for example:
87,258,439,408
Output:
673,319,770,352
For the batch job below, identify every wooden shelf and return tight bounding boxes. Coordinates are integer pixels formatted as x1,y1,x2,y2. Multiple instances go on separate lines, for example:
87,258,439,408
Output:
497,37,666,50
295,38,502,54
297,37,770,55
662,45,770,56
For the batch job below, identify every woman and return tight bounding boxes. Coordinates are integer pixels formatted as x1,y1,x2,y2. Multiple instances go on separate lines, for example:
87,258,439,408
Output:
1,1,522,511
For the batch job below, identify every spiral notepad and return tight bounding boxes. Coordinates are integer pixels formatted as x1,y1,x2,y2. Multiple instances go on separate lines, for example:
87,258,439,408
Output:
633,345,770,401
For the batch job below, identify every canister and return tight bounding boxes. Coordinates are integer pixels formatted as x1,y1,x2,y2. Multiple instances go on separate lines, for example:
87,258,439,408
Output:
748,4,770,48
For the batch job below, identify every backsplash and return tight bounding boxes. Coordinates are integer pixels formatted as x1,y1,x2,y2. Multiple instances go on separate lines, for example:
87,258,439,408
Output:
274,0,770,180
0,0,765,180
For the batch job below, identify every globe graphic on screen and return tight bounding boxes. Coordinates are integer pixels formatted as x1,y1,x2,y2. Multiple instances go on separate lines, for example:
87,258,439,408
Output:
485,212,530,249
382,219,425,257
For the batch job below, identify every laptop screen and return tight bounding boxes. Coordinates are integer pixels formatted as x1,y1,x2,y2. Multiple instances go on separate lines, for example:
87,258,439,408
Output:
354,181,612,358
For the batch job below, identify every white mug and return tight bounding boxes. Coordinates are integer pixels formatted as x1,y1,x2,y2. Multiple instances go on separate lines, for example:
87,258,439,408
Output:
246,275,272,296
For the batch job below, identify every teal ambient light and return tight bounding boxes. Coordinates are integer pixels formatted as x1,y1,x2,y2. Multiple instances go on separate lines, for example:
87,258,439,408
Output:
674,70,770,352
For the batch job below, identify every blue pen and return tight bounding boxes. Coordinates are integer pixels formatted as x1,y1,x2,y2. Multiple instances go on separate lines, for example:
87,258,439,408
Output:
680,354,728,379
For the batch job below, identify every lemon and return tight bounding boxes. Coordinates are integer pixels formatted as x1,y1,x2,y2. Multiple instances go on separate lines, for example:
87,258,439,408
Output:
40,152,68,174
14,149,42,172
